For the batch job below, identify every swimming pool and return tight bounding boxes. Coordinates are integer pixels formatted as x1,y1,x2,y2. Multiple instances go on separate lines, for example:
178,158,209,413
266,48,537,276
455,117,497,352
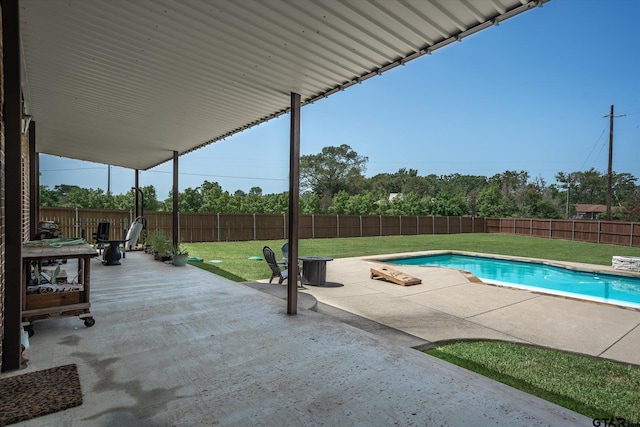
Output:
384,253,640,309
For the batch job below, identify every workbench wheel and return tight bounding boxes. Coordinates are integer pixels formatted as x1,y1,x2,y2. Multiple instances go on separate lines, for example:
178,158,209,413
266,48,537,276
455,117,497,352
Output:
25,325,35,337
84,317,95,327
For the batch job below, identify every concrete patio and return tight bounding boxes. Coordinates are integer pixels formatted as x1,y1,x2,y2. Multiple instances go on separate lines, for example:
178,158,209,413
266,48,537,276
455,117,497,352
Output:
3,250,597,426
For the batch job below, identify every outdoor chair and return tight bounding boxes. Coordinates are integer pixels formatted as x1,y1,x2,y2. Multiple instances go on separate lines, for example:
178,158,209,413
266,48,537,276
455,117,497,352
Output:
93,222,110,255
281,242,289,266
263,245,304,288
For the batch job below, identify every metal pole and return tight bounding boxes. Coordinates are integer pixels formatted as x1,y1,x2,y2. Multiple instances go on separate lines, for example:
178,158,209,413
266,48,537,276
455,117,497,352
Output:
287,93,301,315
134,169,140,219
172,151,179,249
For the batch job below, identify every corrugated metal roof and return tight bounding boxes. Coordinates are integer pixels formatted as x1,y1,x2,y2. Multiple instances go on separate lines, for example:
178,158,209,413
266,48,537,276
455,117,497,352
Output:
20,0,546,170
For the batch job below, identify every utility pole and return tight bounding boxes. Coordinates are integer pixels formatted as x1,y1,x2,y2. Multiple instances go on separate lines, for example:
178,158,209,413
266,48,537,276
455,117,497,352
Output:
565,173,571,219
603,105,626,221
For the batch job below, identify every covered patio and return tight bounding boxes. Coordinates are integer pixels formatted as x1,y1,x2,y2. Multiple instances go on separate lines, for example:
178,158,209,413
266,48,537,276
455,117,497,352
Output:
2,1,587,423
7,252,590,426
3,0,550,371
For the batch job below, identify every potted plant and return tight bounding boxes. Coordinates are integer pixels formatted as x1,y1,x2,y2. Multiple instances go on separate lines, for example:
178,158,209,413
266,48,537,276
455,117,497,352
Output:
172,244,189,266
145,232,171,261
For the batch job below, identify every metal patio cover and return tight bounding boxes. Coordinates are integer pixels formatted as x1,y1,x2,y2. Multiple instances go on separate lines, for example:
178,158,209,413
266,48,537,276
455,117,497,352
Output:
20,0,544,171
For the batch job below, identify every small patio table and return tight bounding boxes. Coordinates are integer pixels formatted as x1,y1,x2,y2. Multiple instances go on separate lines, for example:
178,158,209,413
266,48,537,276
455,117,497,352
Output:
100,240,128,265
299,256,333,285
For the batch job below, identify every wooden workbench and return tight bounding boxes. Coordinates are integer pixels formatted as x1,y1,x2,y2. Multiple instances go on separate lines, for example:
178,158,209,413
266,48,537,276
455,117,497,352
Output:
21,242,98,335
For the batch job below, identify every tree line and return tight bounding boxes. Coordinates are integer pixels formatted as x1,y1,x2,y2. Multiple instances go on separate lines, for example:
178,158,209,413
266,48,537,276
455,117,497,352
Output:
41,145,640,221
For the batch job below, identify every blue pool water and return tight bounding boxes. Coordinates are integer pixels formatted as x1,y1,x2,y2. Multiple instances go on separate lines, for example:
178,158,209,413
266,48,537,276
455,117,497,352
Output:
385,254,640,309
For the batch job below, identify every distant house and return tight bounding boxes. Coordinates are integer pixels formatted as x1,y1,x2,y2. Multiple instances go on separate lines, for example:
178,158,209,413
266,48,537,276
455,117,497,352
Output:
574,204,621,220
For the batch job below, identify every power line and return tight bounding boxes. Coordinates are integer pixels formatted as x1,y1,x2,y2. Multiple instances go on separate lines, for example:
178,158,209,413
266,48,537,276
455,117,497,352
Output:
580,127,607,172
143,169,288,182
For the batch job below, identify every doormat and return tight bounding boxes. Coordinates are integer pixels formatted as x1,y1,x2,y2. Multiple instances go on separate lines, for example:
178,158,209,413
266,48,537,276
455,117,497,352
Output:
0,364,82,426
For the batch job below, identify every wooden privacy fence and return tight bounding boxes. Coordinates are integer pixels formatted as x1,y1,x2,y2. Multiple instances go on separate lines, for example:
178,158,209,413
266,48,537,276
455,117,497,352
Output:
39,208,486,242
486,218,640,247
39,207,639,247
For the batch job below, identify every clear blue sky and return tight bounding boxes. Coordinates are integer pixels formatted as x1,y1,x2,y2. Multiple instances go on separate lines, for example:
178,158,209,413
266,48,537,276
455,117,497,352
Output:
40,0,640,198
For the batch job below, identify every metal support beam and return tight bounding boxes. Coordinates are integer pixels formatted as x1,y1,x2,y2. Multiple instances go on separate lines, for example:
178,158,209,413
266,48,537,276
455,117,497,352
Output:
287,93,301,315
2,0,23,372
134,169,139,219
29,121,39,240
172,151,179,249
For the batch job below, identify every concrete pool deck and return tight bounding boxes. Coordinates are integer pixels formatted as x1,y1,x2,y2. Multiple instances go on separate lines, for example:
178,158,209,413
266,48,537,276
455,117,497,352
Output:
296,251,640,366
5,251,593,426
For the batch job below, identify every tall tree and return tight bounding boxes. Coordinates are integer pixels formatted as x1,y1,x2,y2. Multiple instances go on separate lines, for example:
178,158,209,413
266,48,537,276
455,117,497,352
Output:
300,144,368,200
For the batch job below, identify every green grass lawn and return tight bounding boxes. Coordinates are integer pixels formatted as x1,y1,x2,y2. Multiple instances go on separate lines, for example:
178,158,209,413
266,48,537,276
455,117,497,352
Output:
182,233,640,421
183,233,640,282
427,341,640,423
